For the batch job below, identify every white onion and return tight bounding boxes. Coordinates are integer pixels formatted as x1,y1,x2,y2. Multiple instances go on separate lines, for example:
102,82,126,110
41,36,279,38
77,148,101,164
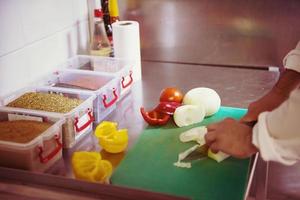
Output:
183,87,221,116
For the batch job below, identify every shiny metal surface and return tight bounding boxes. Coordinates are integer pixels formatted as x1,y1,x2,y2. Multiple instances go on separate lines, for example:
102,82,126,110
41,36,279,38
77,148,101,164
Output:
0,167,187,200
120,1,300,199
47,61,279,177
1,1,298,198
254,157,269,200
58,63,277,180
0,61,279,199
120,0,300,68
267,162,300,200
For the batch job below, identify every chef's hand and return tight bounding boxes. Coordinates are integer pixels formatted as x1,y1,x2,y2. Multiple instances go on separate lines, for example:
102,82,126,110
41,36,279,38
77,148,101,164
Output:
241,69,300,123
205,118,258,158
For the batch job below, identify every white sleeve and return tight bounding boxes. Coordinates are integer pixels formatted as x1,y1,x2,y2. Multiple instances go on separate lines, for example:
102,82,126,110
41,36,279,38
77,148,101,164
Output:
283,41,300,72
252,89,300,165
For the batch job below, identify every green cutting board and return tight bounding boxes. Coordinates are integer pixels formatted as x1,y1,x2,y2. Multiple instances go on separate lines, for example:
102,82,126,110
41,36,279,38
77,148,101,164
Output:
111,107,250,200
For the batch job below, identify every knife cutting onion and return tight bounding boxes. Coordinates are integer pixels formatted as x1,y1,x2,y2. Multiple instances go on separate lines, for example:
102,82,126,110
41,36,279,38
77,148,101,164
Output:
175,126,230,167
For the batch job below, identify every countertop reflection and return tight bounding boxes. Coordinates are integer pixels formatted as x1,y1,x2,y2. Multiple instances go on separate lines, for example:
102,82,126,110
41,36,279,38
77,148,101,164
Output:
120,0,300,68
47,61,279,179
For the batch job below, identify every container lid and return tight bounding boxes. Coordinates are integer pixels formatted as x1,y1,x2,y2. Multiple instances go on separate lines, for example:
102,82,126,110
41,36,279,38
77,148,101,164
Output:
94,9,103,18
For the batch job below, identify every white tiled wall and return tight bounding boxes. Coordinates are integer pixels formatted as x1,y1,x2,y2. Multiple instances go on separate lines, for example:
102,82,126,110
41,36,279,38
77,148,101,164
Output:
0,0,90,97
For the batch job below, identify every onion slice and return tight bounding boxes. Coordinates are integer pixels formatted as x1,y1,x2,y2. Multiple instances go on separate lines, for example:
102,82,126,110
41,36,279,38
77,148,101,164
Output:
173,144,200,168
179,126,207,145
173,105,205,127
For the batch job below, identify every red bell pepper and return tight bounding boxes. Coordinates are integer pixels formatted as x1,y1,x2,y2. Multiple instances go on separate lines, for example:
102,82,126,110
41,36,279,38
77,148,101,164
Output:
154,101,181,115
140,107,170,126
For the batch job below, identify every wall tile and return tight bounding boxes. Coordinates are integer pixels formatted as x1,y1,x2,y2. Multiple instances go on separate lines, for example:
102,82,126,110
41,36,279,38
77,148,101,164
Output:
0,51,32,97
25,20,90,84
0,20,90,97
19,0,74,44
72,0,89,22
0,0,90,97
0,0,25,56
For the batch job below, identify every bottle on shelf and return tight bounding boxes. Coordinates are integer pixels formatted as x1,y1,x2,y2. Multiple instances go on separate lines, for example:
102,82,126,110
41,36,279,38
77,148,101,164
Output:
108,0,120,24
101,0,113,42
90,9,112,56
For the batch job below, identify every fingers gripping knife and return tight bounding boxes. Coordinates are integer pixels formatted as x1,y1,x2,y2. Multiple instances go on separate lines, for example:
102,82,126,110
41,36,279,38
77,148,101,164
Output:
181,121,257,162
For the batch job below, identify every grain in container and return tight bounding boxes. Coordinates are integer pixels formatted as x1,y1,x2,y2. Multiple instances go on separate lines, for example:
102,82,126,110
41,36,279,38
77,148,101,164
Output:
42,69,120,124
0,87,96,148
0,107,65,172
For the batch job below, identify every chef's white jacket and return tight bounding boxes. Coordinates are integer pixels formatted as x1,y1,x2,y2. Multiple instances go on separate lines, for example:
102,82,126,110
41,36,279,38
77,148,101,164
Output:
252,41,300,165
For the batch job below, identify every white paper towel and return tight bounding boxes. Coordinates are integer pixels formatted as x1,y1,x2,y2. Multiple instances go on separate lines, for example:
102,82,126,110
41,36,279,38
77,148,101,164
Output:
112,21,141,82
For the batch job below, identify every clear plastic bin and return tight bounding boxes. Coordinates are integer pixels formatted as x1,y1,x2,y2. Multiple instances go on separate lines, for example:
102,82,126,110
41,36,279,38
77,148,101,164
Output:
60,55,134,101
41,69,120,124
0,87,96,149
0,108,65,172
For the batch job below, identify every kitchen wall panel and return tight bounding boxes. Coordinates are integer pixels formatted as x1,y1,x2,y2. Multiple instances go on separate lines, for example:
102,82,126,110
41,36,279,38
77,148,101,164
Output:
26,21,90,83
0,0,25,56
19,0,75,44
0,0,90,97
72,0,89,22
0,50,31,96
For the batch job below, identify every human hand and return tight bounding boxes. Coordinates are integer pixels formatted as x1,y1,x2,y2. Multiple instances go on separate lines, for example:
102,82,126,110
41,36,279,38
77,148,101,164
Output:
205,118,258,158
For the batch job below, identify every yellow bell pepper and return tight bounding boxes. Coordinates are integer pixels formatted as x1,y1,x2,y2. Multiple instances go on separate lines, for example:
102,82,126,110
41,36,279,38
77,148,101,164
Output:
72,151,112,183
94,121,128,153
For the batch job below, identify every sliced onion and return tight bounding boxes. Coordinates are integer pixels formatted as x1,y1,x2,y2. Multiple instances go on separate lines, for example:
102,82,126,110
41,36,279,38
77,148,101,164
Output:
173,145,200,169
179,126,207,144
207,149,230,162
173,105,205,127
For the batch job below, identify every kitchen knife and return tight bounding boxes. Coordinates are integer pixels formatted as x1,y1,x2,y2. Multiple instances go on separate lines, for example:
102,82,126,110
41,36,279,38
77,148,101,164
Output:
181,121,257,162
181,144,209,162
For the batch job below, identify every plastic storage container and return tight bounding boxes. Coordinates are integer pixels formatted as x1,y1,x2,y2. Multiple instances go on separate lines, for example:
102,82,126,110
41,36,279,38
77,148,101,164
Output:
43,69,119,124
0,87,96,149
0,108,65,172
60,55,134,101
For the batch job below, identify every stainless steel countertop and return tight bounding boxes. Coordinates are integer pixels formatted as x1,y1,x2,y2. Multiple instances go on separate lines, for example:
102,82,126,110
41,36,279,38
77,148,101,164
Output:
120,0,300,68
1,0,296,198
48,61,279,177
0,61,279,199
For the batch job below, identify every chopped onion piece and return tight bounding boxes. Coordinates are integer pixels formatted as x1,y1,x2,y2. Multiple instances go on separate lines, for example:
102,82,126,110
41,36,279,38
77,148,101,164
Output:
173,162,191,168
207,149,230,162
179,126,207,143
174,145,200,168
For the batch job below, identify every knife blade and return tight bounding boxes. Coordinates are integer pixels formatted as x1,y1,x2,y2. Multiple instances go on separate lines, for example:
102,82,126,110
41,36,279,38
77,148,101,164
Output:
181,144,209,162
180,121,257,162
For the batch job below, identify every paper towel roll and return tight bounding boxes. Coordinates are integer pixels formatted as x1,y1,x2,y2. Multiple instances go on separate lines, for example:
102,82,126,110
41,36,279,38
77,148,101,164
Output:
112,21,141,82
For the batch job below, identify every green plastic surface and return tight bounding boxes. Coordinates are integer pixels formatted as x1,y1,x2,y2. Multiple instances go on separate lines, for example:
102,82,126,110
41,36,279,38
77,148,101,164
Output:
111,107,251,200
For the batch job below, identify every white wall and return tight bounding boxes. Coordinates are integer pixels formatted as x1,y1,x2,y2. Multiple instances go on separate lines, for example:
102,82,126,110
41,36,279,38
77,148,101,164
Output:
0,0,90,97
